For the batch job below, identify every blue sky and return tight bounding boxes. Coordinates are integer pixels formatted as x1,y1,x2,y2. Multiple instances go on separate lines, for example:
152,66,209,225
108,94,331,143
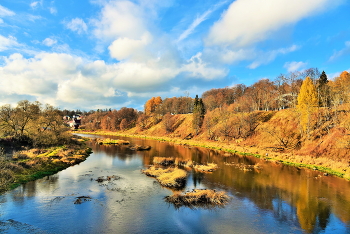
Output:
0,0,349,111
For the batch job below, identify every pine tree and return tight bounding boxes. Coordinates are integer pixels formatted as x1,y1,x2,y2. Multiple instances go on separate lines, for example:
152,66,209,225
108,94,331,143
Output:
297,77,319,139
319,71,328,87
194,95,199,110
192,95,204,135
318,71,330,107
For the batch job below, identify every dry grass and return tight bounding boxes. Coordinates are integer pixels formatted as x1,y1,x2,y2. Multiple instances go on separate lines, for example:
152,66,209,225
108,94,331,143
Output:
165,189,229,208
95,138,130,145
0,137,92,193
128,145,151,151
153,157,174,165
174,158,194,168
142,166,187,187
194,163,218,172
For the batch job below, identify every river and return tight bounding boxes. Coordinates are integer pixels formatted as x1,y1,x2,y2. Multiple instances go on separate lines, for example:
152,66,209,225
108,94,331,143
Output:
0,134,349,233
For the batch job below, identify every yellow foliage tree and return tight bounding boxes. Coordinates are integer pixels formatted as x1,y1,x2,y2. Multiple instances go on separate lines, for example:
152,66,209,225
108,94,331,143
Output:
297,77,318,139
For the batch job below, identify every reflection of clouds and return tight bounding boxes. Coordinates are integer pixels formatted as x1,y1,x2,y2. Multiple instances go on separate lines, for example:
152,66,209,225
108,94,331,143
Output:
2,135,349,233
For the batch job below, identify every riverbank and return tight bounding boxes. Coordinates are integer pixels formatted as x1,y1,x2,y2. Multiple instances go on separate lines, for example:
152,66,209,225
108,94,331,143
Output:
77,130,350,180
0,136,92,194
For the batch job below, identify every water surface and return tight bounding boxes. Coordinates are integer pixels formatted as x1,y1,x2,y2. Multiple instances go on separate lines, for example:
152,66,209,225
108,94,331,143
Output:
0,134,349,233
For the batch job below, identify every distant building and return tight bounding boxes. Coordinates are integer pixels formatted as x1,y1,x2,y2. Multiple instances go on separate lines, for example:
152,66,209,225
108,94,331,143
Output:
69,118,81,129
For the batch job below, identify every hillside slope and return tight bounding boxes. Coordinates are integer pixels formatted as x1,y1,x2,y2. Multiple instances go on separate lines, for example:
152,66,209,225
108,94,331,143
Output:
84,108,350,180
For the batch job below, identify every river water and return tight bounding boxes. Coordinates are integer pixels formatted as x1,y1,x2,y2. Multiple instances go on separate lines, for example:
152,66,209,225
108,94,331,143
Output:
0,134,349,233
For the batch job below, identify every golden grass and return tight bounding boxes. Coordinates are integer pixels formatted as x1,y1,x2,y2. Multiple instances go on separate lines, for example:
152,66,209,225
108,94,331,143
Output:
95,138,130,145
194,163,218,172
174,158,194,168
142,166,187,187
128,145,151,151
165,189,229,208
153,157,174,165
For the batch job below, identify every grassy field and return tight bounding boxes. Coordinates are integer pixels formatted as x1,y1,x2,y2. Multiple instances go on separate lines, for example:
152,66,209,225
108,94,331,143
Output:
0,136,92,193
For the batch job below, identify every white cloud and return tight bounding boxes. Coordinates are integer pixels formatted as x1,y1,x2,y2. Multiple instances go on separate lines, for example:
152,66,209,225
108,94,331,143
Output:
30,1,43,9
30,0,43,9
329,41,350,61
0,53,80,99
0,4,15,17
248,45,299,69
205,47,256,64
66,18,88,34
92,0,147,41
206,0,343,47
108,32,152,60
49,7,57,15
30,2,39,9
0,49,228,109
27,14,42,22
182,52,228,80
177,1,227,42
0,35,19,51
0,18,3,24
284,61,308,72
42,38,57,47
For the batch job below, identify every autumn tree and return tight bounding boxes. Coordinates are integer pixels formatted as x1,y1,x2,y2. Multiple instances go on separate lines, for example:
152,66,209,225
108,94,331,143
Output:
0,100,70,146
203,110,215,140
275,74,288,110
31,104,69,147
219,105,233,144
297,77,319,139
153,96,163,122
0,100,41,140
162,112,174,134
120,119,128,131
145,97,155,115
101,112,114,131
137,113,148,129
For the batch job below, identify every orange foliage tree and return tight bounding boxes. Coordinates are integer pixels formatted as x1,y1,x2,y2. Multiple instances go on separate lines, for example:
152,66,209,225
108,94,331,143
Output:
120,119,128,131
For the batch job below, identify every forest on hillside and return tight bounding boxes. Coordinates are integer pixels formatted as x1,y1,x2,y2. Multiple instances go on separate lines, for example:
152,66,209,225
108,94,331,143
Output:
2,67,350,158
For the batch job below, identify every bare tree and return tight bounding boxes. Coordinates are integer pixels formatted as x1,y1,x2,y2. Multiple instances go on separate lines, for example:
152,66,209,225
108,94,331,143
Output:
162,113,174,134
219,106,233,144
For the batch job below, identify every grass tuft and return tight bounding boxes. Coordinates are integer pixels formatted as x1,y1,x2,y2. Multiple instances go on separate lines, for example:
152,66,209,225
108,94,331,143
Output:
194,163,218,172
142,166,187,188
165,189,229,209
153,157,175,165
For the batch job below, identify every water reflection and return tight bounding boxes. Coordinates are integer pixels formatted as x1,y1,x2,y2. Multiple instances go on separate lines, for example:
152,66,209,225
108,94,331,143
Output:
0,134,348,233
86,134,350,233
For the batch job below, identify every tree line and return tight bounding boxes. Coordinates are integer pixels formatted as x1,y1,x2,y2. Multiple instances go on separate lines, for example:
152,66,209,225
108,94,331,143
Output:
0,100,70,147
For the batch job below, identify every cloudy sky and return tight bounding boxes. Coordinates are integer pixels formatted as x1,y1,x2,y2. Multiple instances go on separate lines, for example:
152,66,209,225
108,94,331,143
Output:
0,0,349,111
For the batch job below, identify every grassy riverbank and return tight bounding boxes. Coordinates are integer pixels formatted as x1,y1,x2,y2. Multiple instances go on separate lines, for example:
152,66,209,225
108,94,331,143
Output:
78,129,350,180
0,136,92,194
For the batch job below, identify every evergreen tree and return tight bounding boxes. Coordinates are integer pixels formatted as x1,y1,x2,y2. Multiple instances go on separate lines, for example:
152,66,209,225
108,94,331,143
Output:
318,71,330,107
199,98,205,117
192,95,204,135
319,71,328,86
194,95,199,110
297,77,319,139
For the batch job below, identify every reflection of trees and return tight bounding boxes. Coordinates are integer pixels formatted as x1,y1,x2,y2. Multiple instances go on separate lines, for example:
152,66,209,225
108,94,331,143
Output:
11,175,60,205
296,180,317,233
202,155,342,233
192,171,204,187
88,135,350,233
